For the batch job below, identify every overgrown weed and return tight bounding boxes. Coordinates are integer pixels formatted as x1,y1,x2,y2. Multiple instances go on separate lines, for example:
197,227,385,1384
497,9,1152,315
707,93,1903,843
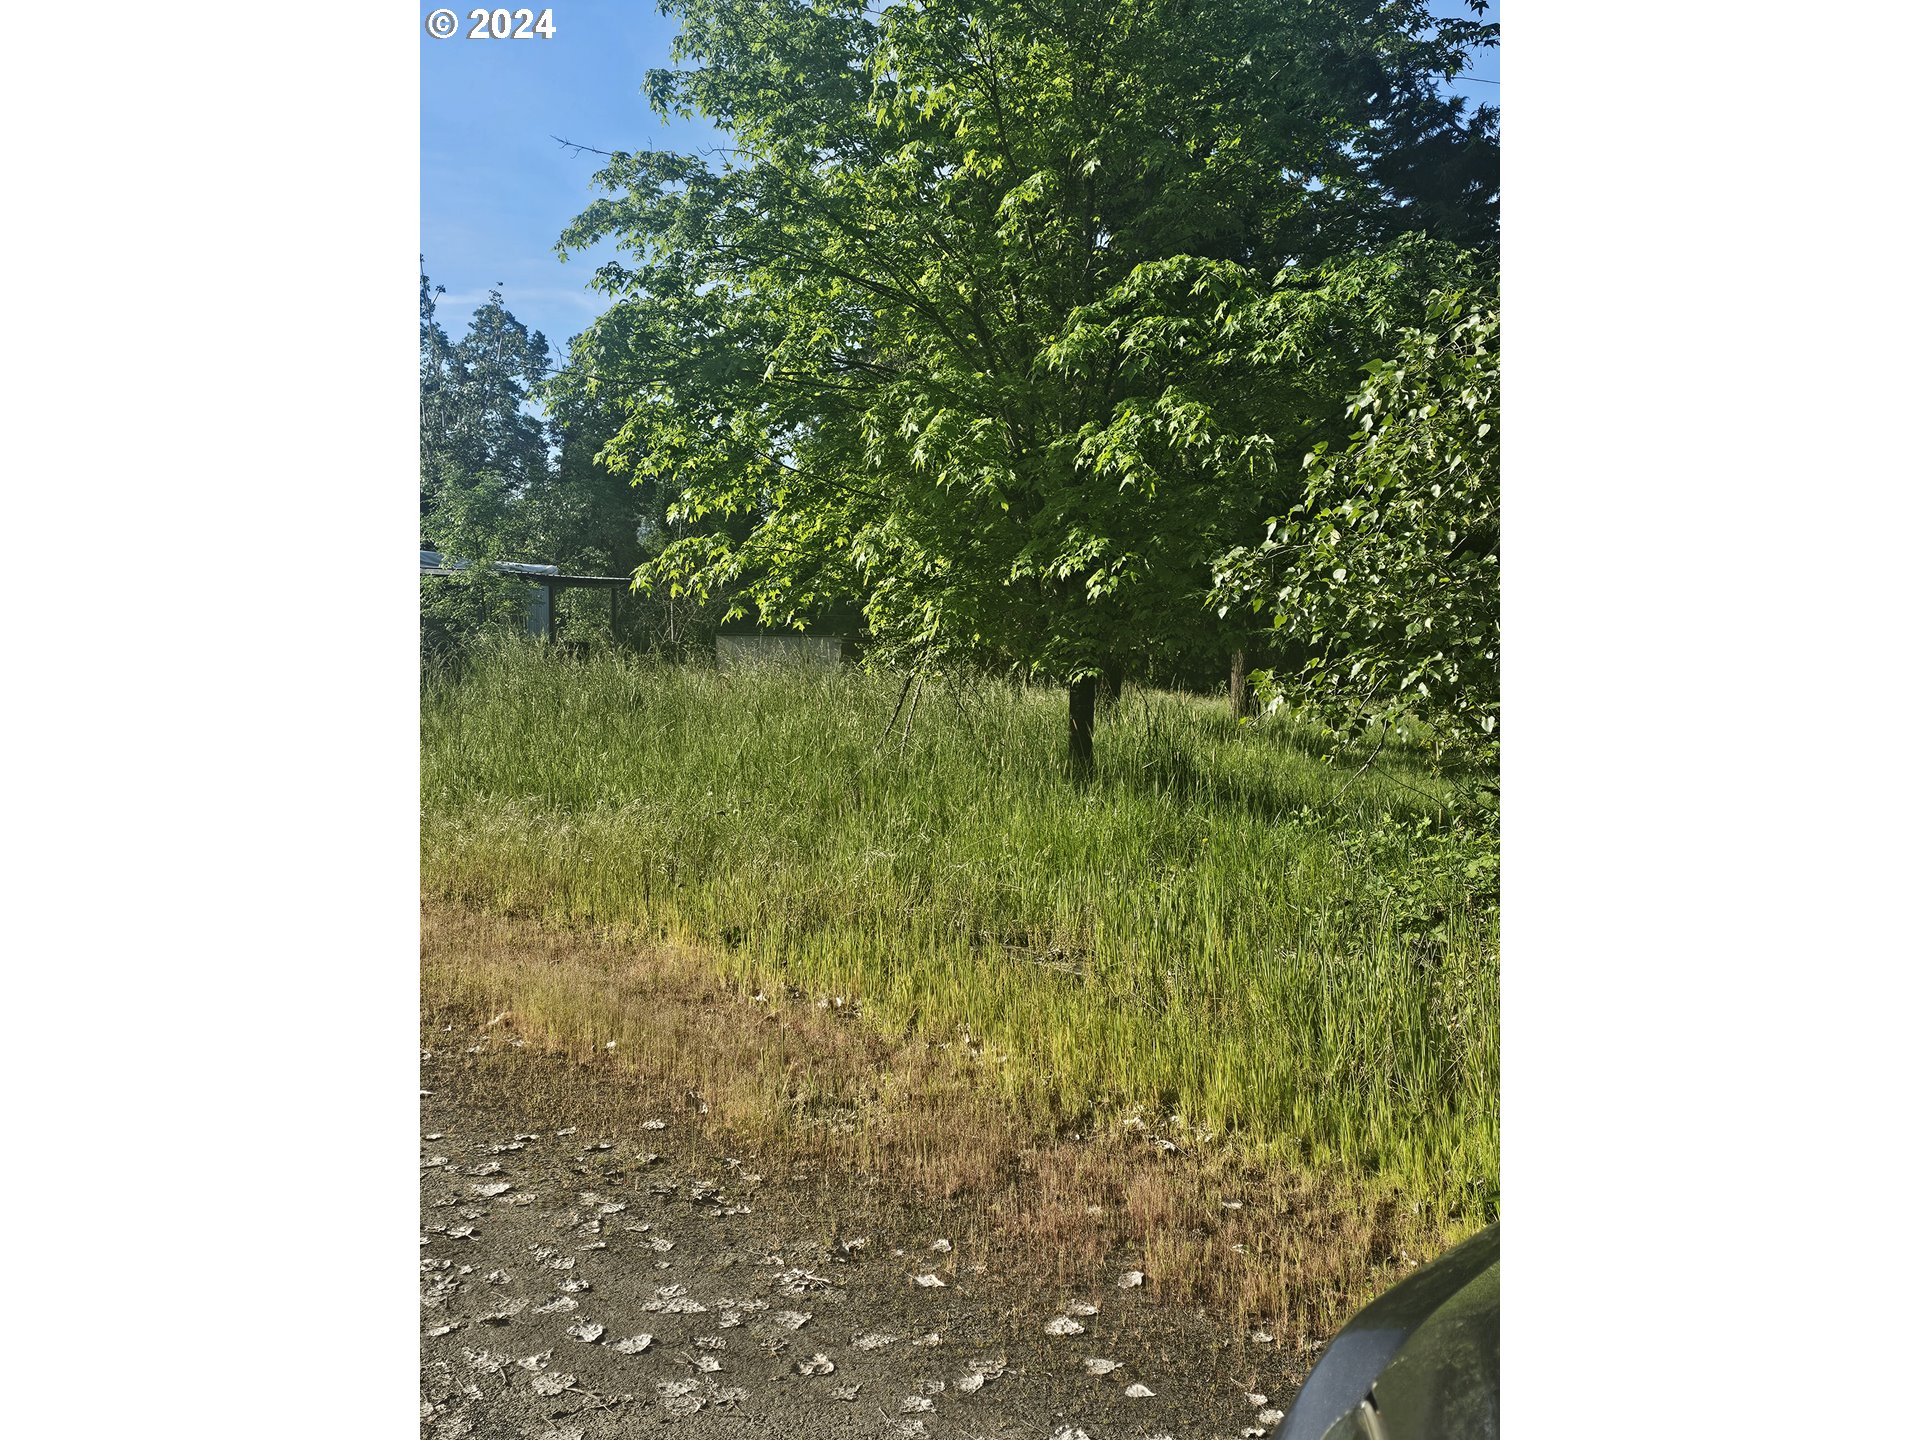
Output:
425,903,1460,1334
421,640,1498,1305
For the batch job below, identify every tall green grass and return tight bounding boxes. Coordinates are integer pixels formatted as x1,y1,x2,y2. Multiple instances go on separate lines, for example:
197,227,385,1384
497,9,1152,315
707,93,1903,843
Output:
421,640,1498,1223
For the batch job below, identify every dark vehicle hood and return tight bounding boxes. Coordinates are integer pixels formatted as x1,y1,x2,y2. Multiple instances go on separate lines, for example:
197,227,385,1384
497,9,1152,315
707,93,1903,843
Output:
1277,1224,1498,1440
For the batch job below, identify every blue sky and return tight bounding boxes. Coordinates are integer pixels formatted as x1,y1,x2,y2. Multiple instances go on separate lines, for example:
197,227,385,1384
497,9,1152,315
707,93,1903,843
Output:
421,1,718,361
421,1,1498,364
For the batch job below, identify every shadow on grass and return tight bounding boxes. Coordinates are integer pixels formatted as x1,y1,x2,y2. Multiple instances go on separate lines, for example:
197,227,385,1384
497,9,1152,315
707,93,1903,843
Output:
1095,696,1473,832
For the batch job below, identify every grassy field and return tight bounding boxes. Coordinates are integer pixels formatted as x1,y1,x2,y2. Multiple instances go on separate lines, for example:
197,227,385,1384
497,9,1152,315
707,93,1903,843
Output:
421,640,1498,1319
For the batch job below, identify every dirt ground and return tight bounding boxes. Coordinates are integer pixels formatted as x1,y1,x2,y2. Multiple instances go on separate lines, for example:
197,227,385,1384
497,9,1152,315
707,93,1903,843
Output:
421,1038,1303,1440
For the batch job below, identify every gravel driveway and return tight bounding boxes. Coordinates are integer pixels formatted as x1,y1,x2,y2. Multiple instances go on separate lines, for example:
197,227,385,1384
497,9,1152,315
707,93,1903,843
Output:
421,1045,1296,1439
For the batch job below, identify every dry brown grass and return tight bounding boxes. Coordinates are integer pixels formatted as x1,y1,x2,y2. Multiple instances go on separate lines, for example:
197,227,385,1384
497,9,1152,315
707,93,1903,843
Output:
422,901,1459,1343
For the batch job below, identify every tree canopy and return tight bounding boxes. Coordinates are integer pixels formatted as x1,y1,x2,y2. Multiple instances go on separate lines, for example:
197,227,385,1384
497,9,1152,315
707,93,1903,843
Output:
1214,275,1499,764
548,0,1498,762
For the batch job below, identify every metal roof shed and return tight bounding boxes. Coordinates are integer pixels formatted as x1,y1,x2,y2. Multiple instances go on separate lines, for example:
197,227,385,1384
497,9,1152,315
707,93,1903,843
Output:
419,550,632,641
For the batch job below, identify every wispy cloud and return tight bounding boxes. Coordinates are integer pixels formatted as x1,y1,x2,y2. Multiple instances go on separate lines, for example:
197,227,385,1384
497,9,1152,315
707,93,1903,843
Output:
437,288,608,315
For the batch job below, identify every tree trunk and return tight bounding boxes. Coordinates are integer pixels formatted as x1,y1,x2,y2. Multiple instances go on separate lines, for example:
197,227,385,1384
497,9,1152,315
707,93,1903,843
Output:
1067,675,1097,776
1229,648,1251,719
